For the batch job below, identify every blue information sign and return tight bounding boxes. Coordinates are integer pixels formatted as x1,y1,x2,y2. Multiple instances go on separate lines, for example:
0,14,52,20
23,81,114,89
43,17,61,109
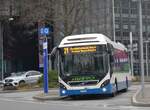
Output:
40,28,49,35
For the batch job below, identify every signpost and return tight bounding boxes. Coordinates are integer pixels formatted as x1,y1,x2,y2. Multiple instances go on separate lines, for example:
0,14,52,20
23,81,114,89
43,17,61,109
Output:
40,28,49,36
130,32,134,77
40,27,49,93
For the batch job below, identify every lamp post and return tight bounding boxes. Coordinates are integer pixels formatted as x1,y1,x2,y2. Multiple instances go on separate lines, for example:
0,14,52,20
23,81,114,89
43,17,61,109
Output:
112,0,116,42
0,22,4,81
138,0,144,96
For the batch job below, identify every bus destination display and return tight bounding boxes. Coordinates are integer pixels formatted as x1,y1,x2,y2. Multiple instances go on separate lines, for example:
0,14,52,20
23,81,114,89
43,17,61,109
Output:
64,46,96,54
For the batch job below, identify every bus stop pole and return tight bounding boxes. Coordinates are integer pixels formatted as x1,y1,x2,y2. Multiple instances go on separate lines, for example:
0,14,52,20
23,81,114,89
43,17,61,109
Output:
43,37,49,93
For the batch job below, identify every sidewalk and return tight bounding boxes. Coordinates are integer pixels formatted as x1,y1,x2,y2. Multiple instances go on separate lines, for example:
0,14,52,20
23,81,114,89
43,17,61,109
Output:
132,85,150,107
33,89,61,100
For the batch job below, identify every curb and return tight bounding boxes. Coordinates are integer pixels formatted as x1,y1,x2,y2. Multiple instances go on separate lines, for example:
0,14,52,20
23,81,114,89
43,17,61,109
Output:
0,88,58,94
131,87,150,107
132,82,150,85
33,92,64,101
0,88,43,94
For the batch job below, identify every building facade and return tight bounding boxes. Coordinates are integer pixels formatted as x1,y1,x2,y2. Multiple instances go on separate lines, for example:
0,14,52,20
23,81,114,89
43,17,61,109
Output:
0,0,12,80
1,0,150,80
72,0,150,76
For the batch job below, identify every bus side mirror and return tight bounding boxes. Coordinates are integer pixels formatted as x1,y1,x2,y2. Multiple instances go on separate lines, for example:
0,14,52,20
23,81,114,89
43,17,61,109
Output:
50,47,58,58
107,43,113,54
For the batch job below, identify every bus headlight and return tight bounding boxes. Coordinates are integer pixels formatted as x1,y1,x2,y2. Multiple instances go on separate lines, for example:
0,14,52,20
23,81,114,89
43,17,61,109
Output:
102,88,107,92
100,79,110,88
62,90,66,94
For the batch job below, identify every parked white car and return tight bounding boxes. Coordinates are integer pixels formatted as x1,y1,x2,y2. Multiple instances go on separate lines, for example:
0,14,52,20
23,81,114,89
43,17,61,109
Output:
3,70,42,88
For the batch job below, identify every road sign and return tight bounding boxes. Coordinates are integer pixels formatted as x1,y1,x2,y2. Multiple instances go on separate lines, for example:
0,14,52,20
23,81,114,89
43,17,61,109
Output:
40,27,49,35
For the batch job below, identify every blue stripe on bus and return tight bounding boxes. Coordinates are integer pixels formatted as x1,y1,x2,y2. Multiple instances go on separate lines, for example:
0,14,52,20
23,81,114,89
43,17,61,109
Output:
60,80,131,96
60,84,113,96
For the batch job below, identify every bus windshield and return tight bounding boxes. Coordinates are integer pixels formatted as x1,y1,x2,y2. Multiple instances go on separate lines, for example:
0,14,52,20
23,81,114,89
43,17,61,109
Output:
60,45,109,76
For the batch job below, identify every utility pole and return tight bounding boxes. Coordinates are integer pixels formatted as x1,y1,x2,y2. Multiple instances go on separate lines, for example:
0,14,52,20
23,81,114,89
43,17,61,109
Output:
112,0,116,42
138,0,144,96
0,22,4,81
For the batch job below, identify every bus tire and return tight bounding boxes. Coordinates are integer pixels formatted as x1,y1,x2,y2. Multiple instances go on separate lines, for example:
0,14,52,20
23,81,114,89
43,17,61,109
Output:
122,77,128,92
111,90,116,97
70,95,78,100
110,80,118,97
126,77,128,89
115,79,118,92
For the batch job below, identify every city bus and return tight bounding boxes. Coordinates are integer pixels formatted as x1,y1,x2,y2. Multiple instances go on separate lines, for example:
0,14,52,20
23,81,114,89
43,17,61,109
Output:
52,34,131,97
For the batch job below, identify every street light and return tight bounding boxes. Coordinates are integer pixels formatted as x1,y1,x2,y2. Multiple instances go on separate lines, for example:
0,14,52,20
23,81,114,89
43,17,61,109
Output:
112,0,116,42
138,0,145,96
0,22,4,81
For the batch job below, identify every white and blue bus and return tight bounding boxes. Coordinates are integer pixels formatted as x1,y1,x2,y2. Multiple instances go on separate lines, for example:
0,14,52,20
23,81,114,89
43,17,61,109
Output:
52,34,131,97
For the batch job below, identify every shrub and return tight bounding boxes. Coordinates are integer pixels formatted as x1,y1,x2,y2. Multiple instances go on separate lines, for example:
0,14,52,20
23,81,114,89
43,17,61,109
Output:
38,70,59,88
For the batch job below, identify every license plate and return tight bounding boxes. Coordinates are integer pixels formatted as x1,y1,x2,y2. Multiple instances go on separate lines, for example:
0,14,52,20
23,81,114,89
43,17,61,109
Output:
80,89,87,93
5,83,10,86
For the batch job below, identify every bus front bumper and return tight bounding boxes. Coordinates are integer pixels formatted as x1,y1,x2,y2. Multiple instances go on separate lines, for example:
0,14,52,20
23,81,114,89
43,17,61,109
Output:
60,84,113,96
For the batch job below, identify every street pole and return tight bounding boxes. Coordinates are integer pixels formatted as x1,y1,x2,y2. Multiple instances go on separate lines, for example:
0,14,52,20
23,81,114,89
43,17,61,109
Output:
130,32,134,78
0,22,4,81
138,0,144,96
112,0,116,42
145,41,149,77
39,24,50,94
43,37,49,94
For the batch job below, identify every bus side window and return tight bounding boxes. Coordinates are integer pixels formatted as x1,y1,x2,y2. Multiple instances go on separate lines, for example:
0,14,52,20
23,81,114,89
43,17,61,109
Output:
107,43,114,63
107,43,114,77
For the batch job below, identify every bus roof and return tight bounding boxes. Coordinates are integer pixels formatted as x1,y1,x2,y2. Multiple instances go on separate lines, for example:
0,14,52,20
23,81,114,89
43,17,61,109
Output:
58,33,127,51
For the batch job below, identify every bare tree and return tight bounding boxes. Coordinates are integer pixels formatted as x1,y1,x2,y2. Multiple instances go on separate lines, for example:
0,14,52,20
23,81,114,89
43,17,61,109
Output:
17,0,85,36
54,0,85,37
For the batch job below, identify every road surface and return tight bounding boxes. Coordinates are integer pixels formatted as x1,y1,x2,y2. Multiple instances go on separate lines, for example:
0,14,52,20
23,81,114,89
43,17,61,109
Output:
0,84,149,110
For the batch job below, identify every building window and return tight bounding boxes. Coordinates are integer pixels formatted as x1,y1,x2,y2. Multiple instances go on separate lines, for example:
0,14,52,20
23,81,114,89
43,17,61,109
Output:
115,18,120,23
143,25,146,32
130,1,137,9
131,25,136,32
115,31,121,36
123,32,129,36
123,24,129,30
115,24,120,29
122,8,129,14
122,18,129,24
131,9,137,14
115,7,120,13
148,26,150,31
114,0,120,7
121,0,129,8
130,18,137,24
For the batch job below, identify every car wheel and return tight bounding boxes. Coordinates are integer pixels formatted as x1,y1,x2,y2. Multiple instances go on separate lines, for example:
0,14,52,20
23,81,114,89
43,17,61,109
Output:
19,81,25,87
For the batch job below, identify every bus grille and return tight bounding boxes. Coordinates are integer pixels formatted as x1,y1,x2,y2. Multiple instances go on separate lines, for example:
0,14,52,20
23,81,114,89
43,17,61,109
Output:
67,80,99,86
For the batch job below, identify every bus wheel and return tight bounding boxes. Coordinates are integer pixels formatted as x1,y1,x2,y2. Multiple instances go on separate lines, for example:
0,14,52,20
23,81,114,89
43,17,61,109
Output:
70,95,79,100
122,77,128,92
115,79,118,92
126,77,128,89
111,91,116,97
110,82,118,97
